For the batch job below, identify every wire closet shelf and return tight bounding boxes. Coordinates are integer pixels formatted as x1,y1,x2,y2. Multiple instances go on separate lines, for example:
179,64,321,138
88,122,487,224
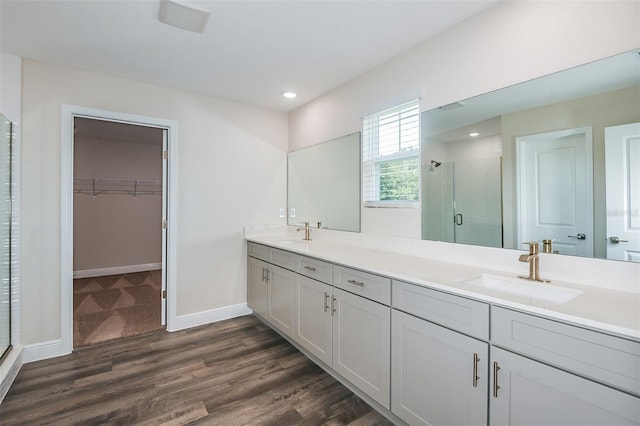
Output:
74,178,162,197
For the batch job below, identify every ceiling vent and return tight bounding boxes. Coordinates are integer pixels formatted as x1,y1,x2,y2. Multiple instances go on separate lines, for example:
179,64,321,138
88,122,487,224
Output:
438,101,466,111
158,0,210,33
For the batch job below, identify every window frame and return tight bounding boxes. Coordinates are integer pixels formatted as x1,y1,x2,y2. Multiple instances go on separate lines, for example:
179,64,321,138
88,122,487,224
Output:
362,99,421,208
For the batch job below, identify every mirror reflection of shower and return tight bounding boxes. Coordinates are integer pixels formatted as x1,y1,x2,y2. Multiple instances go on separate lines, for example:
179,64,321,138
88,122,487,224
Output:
428,160,441,174
422,157,502,248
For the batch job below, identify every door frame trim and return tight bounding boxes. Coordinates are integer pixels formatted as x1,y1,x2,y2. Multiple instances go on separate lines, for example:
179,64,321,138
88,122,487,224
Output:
61,105,178,355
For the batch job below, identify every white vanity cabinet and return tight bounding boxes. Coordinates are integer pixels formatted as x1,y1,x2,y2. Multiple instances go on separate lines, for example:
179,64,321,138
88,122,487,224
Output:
249,242,392,410
247,256,268,319
332,286,390,409
391,280,490,426
247,243,296,339
490,306,640,426
248,238,640,425
490,347,640,425
266,264,295,339
294,274,333,365
295,271,391,409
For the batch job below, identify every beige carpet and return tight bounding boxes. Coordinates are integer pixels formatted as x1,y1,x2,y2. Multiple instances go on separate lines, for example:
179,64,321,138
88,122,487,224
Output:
73,270,165,347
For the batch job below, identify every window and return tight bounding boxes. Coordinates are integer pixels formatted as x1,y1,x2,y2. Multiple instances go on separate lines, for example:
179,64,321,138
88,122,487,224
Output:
362,99,420,206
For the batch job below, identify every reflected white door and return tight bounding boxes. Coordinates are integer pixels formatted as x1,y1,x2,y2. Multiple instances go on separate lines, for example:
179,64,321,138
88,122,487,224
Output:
517,127,593,256
605,123,640,262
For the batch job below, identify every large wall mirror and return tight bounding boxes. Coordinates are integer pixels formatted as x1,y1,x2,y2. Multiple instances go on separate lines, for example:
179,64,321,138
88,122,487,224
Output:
288,132,361,232
421,49,640,262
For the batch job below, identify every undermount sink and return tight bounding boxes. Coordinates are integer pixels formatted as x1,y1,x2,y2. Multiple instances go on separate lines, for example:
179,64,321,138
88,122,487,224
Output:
274,239,311,251
276,239,309,245
462,273,583,304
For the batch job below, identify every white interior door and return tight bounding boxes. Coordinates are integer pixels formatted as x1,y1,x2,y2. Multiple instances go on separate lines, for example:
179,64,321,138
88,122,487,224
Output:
161,130,167,325
605,122,640,262
517,127,593,256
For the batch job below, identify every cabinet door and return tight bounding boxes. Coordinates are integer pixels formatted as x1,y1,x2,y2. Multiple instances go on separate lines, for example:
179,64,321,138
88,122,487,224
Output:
392,310,488,426
490,347,640,426
333,288,390,409
248,257,268,318
267,264,295,339
294,275,332,365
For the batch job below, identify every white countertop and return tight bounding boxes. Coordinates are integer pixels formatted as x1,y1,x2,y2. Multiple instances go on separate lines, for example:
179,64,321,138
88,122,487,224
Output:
246,228,640,342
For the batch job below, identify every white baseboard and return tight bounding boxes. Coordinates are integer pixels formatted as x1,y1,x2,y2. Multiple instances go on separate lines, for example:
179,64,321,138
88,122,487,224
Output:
171,303,252,331
73,263,162,279
0,346,23,404
20,304,251,363
22,339,67,363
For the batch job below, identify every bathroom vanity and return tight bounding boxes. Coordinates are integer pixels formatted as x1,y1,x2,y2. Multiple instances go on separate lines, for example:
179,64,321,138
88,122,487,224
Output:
246,228,640,426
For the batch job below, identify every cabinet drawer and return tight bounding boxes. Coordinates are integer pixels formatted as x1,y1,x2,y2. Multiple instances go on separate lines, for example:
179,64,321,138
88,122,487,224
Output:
268,247,298,271
333,265,391,305
298,256,333,285
492,306,640,396
247,242,269,262
393,280,489,341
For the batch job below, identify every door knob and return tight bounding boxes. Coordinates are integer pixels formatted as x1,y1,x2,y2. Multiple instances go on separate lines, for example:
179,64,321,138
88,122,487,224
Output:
609,236,629,244
567,233,586,240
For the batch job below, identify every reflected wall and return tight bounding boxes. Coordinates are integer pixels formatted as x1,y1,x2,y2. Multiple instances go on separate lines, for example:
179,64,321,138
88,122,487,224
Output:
288,133,361,232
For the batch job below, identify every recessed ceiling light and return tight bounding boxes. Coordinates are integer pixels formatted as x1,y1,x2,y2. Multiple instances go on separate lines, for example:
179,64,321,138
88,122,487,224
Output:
282,92,297,99
469,132,480,137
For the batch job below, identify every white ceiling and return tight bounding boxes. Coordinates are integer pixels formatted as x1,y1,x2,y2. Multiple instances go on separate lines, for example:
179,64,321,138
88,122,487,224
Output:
0,0,501,112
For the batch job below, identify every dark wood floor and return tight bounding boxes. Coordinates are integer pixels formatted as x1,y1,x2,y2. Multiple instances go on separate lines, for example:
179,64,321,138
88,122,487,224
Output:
0,315,393,425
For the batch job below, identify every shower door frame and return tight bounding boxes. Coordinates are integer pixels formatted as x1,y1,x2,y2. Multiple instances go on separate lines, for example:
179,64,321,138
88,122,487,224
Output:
0,117,12,362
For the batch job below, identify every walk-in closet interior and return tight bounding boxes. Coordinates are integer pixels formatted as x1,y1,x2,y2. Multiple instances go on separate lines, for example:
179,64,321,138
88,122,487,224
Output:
72,118,165,347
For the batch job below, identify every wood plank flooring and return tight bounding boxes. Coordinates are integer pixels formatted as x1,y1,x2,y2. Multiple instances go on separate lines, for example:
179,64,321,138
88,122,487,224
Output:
0,315,394,425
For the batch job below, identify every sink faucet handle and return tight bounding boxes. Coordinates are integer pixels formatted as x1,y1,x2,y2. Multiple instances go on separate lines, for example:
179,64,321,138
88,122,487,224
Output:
522,241,540,255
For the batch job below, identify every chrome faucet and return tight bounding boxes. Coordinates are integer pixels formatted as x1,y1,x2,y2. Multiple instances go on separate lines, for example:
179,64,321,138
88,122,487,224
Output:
518,242,551,283
297,222,311,241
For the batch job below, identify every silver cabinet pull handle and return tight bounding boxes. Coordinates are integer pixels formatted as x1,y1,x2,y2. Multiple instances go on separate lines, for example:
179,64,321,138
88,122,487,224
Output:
567,233,586,240
609,236,629,244
493,362,501,398
347,279,365,287
455,213,463,226
473,353,480,387
323,292,330,312
304,265,317,271
331,296,337,315
261,267,267,282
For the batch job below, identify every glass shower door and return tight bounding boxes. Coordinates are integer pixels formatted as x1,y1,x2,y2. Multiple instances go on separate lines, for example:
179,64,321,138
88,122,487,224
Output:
0,114,12,360
422,158,502,248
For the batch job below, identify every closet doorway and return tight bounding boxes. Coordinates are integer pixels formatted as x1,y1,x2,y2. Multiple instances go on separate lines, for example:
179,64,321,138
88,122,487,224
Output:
72,117,167,347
